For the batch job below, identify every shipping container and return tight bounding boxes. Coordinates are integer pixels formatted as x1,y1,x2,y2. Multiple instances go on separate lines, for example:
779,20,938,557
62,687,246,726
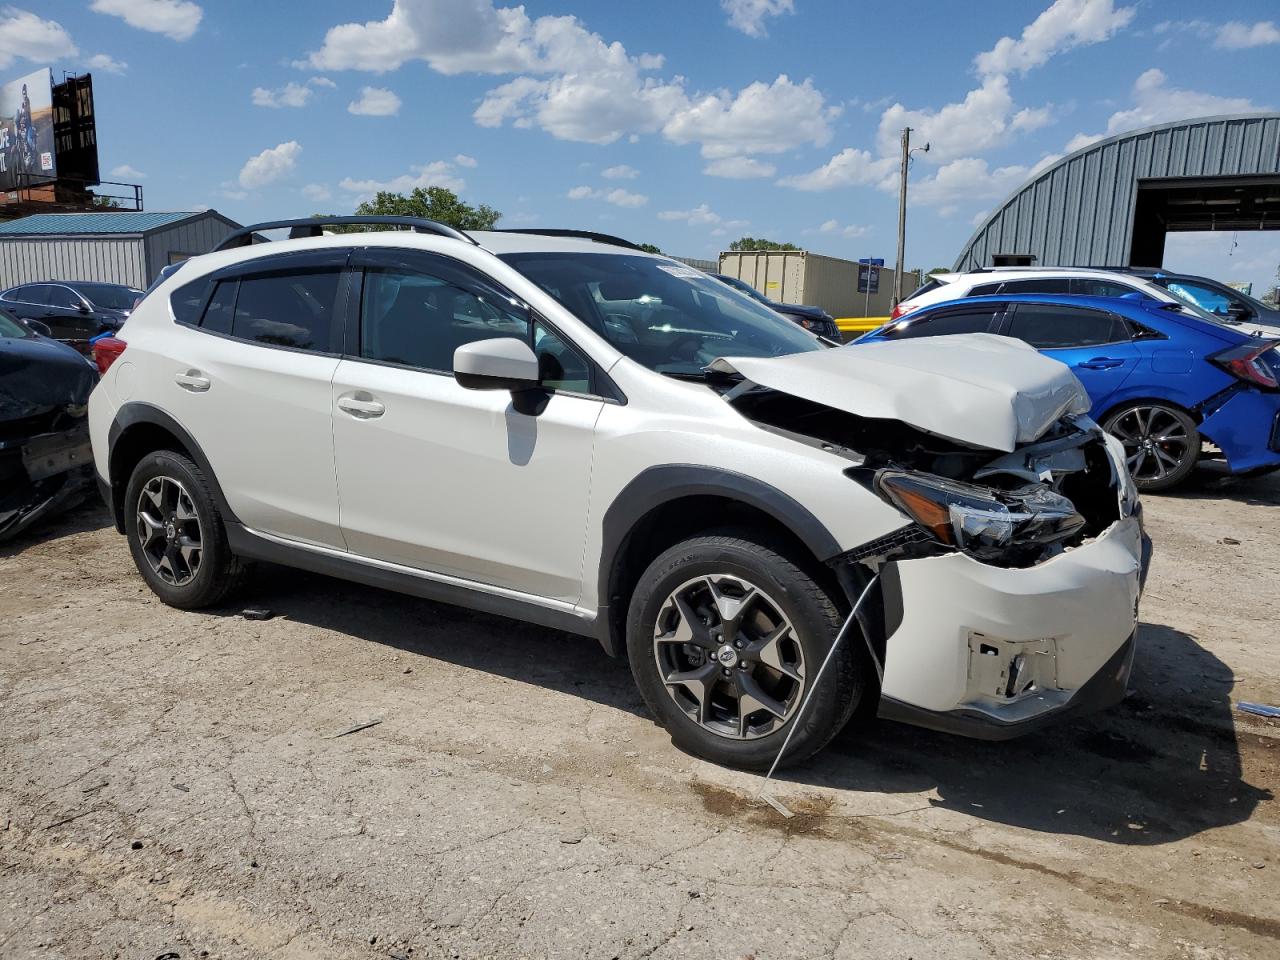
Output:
717,249,920,322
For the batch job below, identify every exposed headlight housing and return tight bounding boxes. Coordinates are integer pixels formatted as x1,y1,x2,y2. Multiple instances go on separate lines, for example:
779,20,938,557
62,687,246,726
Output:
876,470,1086,563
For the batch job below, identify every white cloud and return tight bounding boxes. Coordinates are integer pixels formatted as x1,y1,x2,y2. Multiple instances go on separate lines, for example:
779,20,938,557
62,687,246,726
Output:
777,147,896,192
663,75,837,158
454,153,478,167
975,0,1135,77
309,76,336,89
657,203,722,226
1214,21,1280,49
302,183,332,202
877,75,1019,163
348,86,402,116
339,160,466,197
1011,105,1053,132
816,219,870,238
1106,68,1268,135
601,163,639,179
90,0,203,42
908,156,1058,206
703,156,776,179
87,53,128,74
252,82,313,109
1064,131,1104,152
306,2,836,160
721,0,794,38
238,141,301,190
109,163,146,180
0,9,78,68
566,185,648,207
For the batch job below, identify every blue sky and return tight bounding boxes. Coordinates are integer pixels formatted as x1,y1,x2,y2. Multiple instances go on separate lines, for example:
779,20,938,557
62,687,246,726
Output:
9,0,1280,292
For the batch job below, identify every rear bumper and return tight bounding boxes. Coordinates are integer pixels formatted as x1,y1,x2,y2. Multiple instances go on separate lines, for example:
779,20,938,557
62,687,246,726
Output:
877,517,1148,737
1199,387,1280,473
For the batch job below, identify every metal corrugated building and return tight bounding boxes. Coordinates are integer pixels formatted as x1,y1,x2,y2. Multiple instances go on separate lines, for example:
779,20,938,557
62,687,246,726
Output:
0,211,242,288
954,113,1280,271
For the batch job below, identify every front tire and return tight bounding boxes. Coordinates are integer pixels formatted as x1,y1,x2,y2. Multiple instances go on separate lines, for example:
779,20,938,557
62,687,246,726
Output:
626,531,865,770
1103,402,1199,492
124,450,248,609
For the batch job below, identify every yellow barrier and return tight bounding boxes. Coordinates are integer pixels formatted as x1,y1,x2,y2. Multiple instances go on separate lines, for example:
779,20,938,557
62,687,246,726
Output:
835,316,888,338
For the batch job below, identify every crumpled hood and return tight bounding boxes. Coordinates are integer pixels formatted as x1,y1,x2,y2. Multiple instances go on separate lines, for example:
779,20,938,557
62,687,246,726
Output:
710,333,1090,452
0,336,98,423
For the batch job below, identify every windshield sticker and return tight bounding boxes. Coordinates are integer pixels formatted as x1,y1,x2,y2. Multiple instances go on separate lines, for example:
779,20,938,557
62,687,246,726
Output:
657,263,705,280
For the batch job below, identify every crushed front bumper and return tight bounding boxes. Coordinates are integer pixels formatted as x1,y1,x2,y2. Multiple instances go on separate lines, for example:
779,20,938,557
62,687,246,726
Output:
875,515,1149,738
0,422,94,542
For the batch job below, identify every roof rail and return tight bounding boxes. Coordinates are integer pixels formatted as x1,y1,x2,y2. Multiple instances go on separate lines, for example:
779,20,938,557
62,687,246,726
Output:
491,228,645,251
212,216,478,252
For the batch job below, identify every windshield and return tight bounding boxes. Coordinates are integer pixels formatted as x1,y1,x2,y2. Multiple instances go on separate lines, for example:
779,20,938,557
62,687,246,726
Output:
76,283,143,310
500,253,821,376
0,309,29,338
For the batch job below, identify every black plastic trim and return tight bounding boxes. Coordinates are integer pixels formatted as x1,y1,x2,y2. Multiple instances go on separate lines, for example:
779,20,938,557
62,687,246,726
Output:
106,403,239,533
595,465,843,657
877,631,1136,740
224,523,599,640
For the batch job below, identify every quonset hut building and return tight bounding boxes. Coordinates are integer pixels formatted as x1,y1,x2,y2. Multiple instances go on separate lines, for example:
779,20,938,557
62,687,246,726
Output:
954,113,1280,271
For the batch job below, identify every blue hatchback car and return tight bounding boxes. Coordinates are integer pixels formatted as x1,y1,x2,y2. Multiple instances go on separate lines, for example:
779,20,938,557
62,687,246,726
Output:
857,294,1280,490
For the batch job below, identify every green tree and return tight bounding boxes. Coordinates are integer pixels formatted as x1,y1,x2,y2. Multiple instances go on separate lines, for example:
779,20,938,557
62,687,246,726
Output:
91,195,123,210
637,242,662,254
315,186,501,232
728,237,800,252
926,266,951,276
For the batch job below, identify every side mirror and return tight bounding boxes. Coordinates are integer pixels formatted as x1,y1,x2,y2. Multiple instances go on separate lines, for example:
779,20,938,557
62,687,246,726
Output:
77,302,91,314
25,319,52,338
1226,302,1250,320
454,337,541,392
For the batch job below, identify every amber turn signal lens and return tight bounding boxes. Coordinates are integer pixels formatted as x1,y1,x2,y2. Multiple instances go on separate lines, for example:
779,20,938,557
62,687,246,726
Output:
879,475,955,544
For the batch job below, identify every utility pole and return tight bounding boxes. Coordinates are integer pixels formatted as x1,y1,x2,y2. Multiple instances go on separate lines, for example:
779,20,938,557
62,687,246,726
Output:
893,127,929,306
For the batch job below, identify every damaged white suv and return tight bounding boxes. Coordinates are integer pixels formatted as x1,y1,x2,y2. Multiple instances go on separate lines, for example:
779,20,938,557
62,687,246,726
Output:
88,218,1150,769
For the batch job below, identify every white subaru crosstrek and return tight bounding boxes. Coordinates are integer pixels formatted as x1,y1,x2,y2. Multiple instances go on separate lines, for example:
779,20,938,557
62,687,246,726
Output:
88,218,1150,769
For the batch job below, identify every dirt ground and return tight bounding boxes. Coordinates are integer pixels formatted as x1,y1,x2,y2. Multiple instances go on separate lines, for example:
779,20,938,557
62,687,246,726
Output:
2,471,1278,960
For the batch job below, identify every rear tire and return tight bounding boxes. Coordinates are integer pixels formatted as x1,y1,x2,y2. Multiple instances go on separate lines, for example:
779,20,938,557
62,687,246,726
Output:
626,530,865,770
1103,402,1199,492
124,450,248,609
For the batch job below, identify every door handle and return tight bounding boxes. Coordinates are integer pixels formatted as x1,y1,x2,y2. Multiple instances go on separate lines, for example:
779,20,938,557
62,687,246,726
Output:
174,370,211,392
337,393,385,419
1078,357,1124,370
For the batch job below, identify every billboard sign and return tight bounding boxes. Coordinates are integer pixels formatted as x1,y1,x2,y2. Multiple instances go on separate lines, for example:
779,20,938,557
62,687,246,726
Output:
857,257,884,294
0,68,55,191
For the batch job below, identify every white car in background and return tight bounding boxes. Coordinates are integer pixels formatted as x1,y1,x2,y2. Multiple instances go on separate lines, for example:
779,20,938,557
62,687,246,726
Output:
88,217,1149,770
897,267,1280,339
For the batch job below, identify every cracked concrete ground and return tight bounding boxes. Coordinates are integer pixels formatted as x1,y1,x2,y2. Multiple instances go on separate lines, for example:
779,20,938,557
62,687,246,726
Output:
1,471,1277,960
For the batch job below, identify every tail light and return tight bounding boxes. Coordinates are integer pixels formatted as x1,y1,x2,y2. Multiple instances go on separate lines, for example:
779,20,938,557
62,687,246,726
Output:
1211,340,1279,390
92,336,127,375
890,301,920,321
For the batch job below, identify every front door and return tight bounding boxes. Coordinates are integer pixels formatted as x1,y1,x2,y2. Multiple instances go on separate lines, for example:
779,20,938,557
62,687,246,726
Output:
330,248,602,604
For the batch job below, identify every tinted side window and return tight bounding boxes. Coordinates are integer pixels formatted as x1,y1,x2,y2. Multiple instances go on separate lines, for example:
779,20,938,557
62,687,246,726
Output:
1070,278,1140,298
46,286,83,309
968,282,1003,296
1000,278,1072,294
1006,304,1123,349
23,285,53,305
889,308,998,339
171,277,212,326
202,281,236,335
231,268,340,350
534,321,591,393
360,263,528,372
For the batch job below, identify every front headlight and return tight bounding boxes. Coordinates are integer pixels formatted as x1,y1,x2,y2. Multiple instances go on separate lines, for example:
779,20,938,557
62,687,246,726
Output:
876,470,1086,562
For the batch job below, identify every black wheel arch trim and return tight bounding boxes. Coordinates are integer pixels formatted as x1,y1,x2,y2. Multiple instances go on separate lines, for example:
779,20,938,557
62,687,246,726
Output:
595,464,844,658
106,402,240,534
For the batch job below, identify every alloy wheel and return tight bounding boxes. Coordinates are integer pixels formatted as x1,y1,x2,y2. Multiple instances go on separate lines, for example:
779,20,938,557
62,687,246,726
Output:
136,475,203,587
1106,405,1193,484
652,574,806,740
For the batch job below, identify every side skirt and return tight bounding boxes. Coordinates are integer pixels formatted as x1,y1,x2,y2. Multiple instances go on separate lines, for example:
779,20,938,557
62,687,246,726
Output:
225,523,602,642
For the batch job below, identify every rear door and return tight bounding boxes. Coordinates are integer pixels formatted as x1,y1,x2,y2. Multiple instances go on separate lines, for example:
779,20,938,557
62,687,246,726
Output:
1001,302,1139,410
154,249,351,548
